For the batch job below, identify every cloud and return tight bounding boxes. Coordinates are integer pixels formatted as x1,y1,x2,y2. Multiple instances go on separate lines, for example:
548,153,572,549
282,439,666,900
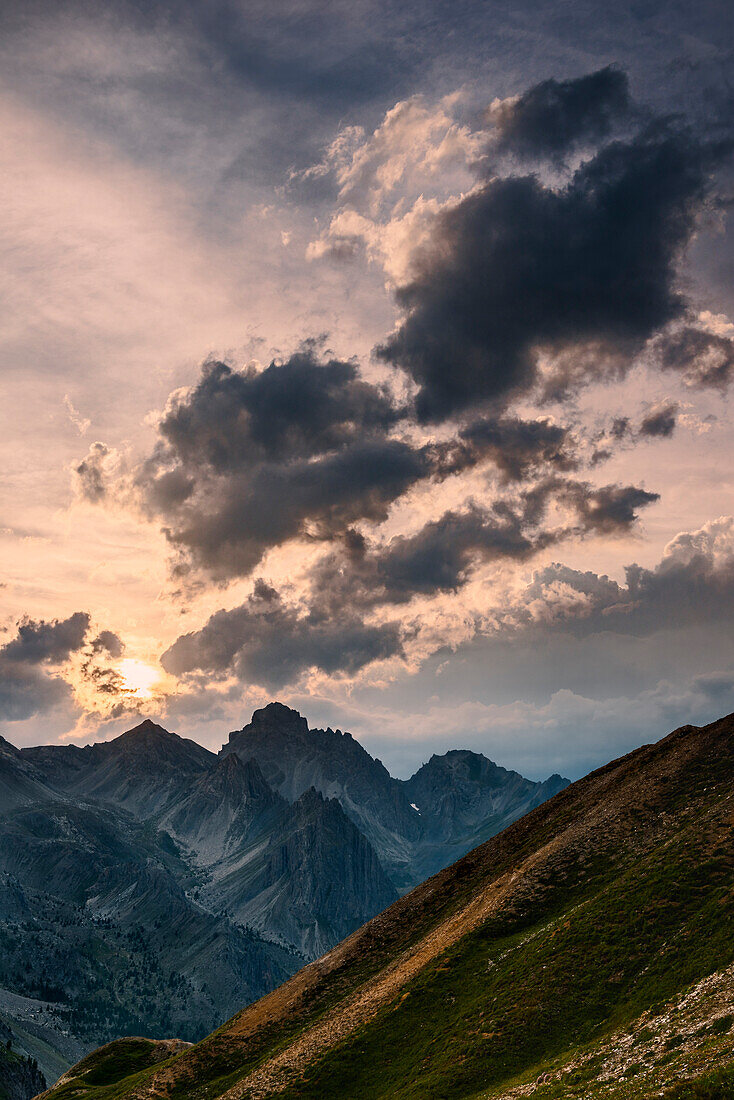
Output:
554,480,660,534
91,630,124,659
0,613,128,722
450,417,577,483
507,516,734,637
134,346,587,581
303,94,481,217
75,442,114,503
656,322,734,390
131,348,433,579
488,65,632,162
306,474,657,614
154,350,402,468
306,504,545,614
376,119,721,421
160,583,403,688
0,612,90,721
159,474,659,689
639,402,678,438
2,612,91,664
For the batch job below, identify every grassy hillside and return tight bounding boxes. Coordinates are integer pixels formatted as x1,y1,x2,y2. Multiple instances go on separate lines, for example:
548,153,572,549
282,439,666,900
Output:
0,1036,45,1100
40,713,734,1100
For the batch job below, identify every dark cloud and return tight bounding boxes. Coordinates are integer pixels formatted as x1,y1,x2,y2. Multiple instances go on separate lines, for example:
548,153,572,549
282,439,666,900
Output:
91,630,124,658
593,404,679,453
138,346,581,581
159,435,433,580
2,612,90,664
448,417,577,483
307,504,546,614
0,612,91,722
160,585,403,687
656,325,734,390
136,349,423,579
490,65,631,162
555,480,660,535
377,120,721,421
639,402,678,438
155,350,402,470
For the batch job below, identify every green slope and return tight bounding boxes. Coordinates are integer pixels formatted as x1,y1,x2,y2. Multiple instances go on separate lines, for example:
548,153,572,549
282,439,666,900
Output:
39,712,734,1100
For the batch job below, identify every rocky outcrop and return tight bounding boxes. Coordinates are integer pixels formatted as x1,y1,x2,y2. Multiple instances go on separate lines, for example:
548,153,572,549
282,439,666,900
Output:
159,754,284,864
213,788,398,958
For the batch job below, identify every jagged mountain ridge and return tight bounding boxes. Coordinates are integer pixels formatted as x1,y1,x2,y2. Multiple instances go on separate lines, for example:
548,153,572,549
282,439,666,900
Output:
221,702,568,890
46,710,734,1100
22,719,216,818
221,703,423,889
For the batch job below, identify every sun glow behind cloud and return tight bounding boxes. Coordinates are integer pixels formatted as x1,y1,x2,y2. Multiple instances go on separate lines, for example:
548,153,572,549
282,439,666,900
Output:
116,658,164,700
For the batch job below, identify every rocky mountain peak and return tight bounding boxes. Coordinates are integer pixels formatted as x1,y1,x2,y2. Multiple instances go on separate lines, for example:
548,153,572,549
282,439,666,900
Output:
246,702,309,738
116,718,175,744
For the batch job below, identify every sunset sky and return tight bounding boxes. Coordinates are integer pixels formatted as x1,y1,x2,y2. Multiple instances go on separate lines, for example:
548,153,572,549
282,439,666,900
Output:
1,0,733,778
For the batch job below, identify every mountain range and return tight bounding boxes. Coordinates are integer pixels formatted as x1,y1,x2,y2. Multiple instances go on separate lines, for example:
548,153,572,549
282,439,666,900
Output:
42,710,734,1100
0,703,566,1088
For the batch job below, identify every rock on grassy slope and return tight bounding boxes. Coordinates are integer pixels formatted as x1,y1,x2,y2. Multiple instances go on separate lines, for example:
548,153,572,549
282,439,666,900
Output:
39,712,734,1100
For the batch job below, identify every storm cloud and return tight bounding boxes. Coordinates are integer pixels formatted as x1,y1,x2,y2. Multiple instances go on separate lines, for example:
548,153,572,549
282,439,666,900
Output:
161,583,403,688
377,121,721,421
490,65,632,162
136,348,586,580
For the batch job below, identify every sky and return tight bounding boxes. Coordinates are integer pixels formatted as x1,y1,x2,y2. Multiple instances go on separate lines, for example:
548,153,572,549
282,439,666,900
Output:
1,0,733,780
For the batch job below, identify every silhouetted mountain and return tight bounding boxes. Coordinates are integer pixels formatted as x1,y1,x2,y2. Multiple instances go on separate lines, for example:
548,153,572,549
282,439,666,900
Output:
222,702,568,889
50,711,734,1100
22,719,216,817
222,703,422,887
